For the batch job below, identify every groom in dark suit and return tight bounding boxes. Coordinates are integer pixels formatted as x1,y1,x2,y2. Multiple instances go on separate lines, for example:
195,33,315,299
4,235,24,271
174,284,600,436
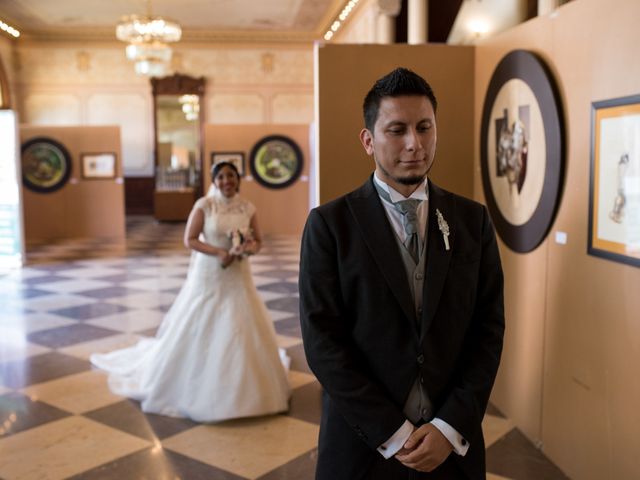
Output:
299,68,504,479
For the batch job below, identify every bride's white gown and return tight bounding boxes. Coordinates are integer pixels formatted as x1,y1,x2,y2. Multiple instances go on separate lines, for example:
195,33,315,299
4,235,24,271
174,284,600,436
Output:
91,191,290,422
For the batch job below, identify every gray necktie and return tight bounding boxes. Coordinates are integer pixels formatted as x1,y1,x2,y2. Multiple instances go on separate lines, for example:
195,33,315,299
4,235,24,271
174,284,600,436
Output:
374,182,422,263
395,199,421,263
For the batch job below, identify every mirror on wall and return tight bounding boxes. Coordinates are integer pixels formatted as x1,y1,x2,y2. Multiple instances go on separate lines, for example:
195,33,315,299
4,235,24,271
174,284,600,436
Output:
151,74,205,221
156,94,201,189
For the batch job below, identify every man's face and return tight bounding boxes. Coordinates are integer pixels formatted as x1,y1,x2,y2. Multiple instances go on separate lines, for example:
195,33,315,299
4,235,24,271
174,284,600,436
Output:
360,95,437,193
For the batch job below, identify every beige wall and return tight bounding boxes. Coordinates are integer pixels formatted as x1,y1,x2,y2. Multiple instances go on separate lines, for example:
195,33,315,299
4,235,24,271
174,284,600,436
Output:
316,43,475,204
20,126,125,241
14,41,313,177
475,0,640,478
203,124,310,236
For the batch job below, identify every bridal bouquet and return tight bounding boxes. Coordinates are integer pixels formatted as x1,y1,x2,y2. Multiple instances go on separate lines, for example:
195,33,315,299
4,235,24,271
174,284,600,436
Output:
228,227,255,256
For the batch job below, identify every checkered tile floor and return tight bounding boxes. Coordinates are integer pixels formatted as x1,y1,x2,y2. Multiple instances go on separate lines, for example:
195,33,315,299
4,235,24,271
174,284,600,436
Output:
0,216,568,479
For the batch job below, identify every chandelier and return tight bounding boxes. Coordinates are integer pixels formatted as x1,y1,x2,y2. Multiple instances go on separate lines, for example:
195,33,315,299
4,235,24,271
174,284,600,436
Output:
179,94,200,121
116,1,182,77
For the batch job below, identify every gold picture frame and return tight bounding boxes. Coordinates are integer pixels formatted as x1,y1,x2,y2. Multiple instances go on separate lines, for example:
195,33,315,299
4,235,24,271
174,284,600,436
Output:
588,94,640,268
81,152,116,179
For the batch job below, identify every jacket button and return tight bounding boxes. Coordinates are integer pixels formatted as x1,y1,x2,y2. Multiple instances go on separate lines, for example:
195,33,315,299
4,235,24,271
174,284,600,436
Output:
415,272,424,280
461,438,467,446
417,354,424,364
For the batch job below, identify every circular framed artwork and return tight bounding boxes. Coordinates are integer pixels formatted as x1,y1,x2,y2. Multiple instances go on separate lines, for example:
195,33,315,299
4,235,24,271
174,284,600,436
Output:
480,50,564,253
21,137,73,193
249,135,303,189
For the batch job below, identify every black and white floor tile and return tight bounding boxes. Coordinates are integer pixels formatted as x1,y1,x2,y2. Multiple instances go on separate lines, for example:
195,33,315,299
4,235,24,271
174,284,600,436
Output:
0,216,569,479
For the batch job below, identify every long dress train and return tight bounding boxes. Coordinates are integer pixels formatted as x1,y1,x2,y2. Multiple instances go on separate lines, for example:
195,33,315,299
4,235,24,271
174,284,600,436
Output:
91,190,290,422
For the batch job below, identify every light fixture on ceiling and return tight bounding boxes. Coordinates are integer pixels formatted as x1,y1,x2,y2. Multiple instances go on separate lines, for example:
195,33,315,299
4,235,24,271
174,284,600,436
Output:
116,0,182,77
324,0,361,41
468,19,489,38
0,18,20,38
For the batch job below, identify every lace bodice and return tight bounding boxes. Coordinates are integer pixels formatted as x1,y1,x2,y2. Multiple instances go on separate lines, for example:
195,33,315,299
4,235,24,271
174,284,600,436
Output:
193,190,256,249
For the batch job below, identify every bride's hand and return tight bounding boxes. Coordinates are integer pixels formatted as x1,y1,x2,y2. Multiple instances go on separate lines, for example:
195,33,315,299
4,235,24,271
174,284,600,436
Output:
219,250,235,268
242,240,257,255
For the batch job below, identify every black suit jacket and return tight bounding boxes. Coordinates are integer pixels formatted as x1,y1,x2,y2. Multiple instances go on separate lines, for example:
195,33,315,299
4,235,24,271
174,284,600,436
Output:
299,177,505,480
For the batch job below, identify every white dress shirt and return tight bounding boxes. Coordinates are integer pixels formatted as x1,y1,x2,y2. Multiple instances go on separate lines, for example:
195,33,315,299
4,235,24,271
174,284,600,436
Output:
372,173,469,459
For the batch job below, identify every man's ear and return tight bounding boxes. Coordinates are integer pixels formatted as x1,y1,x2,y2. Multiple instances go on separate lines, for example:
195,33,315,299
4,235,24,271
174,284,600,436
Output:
359,128,374,155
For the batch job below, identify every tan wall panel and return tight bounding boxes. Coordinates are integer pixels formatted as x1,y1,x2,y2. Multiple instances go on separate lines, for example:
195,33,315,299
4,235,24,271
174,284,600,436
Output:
316,43,475,204
203,124,310,236
473,13,557,445
475,0,640,478
20,126,125,241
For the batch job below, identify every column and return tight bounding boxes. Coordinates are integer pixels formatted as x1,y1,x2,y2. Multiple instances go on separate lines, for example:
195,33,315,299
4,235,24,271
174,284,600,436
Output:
538,0,561,16
408,0,428,44
375,0,402,44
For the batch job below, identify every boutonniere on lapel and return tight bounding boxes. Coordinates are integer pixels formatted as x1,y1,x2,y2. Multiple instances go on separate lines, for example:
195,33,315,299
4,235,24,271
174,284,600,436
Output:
435,209,450,251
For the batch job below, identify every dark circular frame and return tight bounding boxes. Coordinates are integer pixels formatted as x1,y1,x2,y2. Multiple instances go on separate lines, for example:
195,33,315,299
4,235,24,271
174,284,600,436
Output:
249,135,303,189
21,137,73,193
480,49,565,253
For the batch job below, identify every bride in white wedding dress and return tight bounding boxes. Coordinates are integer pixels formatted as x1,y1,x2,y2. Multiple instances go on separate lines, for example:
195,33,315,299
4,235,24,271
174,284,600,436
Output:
91,162,290,422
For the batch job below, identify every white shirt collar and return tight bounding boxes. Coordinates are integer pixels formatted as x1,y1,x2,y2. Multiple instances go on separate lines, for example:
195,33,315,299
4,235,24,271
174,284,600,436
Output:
373,173,429,203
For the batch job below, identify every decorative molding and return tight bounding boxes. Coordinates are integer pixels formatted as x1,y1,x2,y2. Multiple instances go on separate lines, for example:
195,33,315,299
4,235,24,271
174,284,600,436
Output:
150,73,205,96
262,52,275,74
17,27,323,44
76,51,91,72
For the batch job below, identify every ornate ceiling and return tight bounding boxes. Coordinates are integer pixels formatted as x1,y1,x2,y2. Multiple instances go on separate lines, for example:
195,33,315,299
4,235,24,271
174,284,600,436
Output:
0,0,346,42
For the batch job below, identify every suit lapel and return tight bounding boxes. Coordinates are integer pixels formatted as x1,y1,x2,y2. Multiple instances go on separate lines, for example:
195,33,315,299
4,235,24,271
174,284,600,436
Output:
422,181,455,337
346,177,418,332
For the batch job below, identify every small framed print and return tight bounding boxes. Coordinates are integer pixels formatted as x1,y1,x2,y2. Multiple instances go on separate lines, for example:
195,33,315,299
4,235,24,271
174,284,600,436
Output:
81,153,116,179
588,94,640,268
211,152,245,176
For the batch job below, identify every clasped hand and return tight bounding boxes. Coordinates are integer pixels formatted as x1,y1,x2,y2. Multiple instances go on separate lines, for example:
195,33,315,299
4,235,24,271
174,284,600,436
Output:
394,423,453,472
221,240,258,268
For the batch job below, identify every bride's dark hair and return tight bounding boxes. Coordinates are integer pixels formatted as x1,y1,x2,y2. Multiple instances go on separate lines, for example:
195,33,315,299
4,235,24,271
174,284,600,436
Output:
211,161,241,191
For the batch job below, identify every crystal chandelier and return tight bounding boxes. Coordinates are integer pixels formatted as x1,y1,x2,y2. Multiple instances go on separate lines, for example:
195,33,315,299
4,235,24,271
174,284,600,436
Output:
116,1,182,77
179,94,200,121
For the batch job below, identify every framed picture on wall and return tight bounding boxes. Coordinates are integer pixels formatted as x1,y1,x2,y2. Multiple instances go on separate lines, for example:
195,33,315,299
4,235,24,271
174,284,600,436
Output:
588,94,640,268
211,152,245,176
81,153,116,179
21,137,73,193
480,49,565,253
249,135,303,189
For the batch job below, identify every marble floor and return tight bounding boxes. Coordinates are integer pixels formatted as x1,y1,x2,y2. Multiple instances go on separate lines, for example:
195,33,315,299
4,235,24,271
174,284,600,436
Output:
0,216,569,480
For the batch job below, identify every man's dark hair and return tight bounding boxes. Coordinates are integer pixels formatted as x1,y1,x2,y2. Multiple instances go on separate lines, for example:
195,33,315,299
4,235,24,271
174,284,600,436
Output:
363,67,437,132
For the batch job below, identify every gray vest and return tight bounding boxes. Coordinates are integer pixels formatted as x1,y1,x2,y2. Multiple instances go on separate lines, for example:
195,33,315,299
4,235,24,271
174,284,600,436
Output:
392,226,433,424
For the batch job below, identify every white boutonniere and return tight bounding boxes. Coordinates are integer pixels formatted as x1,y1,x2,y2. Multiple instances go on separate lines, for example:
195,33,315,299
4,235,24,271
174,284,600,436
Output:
435,209,450,251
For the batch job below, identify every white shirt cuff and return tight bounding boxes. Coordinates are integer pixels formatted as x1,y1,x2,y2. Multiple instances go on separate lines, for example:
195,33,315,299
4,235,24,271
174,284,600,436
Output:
377,420,414,459
431,418,469,456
